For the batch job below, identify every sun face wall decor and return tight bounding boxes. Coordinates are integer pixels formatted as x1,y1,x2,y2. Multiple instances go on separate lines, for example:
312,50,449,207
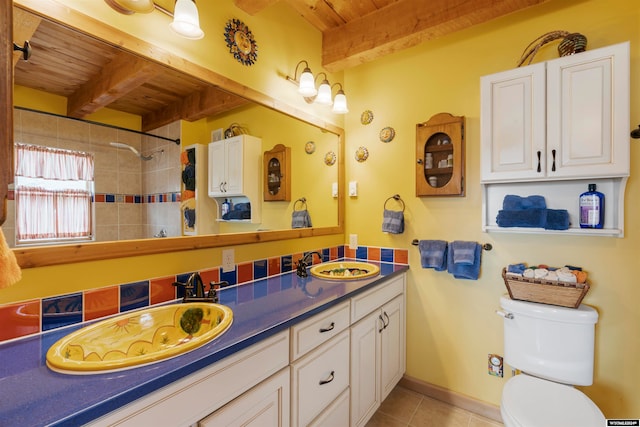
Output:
224,19,258,66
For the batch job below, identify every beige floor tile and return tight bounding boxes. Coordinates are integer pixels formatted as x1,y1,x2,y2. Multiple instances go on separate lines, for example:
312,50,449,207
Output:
366,411,409,427
377,386,423,423
469,414,504,427
408,396,471,427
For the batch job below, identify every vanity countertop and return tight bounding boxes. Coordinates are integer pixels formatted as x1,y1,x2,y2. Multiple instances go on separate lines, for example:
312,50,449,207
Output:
0,260,408,427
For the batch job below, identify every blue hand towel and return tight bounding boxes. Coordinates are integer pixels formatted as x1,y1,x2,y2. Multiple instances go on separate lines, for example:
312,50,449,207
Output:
544,209,570,230
418,240,447,271
447,242,481,280
382,209,404,234
450,240,477,265
292,210,312,228
496,209,547,228
502,195,546,210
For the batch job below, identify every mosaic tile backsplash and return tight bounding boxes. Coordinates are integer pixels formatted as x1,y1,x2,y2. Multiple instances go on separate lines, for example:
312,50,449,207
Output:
0,245,408,343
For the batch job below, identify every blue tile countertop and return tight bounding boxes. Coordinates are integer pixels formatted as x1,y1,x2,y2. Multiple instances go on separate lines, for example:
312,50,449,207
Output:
0,260,408,427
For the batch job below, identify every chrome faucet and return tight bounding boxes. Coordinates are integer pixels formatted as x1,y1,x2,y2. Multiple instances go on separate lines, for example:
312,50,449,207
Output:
296,251,324,278
173,272,226,303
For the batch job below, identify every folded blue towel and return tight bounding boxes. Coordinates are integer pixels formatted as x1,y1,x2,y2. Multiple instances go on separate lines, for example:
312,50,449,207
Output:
292,210,312,228
503,195,546,210
447,242,481,280
382,209,404,234
496,209,547,228
418,240,447,271
507,263,527,275
450,241,477,265
544,209,570,230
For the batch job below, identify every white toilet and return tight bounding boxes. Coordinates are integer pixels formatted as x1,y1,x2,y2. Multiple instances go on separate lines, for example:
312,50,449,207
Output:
498,295,605,427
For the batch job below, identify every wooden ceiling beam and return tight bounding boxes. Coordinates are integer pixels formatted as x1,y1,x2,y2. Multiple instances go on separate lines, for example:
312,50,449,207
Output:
67,51,161,118
283,0,345,32
321,0,549,71
12,7,41,66
141,86,250,132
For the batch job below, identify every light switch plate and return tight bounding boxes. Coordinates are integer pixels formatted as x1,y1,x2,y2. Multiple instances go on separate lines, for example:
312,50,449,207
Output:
222,249,235,272
332,182,338,198
349,181,358,197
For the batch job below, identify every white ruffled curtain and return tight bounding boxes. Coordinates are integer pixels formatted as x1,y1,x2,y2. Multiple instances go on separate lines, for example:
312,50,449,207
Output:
14,144,94,242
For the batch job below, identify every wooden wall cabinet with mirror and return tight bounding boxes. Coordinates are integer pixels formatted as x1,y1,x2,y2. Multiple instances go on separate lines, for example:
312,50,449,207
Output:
264,144,291,202
415,113,465,197
1,1,344,269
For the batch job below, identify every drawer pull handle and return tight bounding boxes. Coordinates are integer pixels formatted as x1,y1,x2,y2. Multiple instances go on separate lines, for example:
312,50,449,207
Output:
319,322,335,333
319,371,335,385
551,149,557,172
383,312,390,329
378,315,385,333
536,151,541,173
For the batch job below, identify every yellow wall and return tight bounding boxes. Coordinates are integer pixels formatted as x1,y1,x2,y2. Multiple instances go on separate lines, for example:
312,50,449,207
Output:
343,0,639,418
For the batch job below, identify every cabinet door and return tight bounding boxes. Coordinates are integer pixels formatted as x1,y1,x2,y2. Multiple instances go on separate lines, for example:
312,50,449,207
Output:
199,368,290,427
208,140,227,197
350,310,382,427
546,42,629,178
225,136,244,195
480,62,546,182
380,295,405,401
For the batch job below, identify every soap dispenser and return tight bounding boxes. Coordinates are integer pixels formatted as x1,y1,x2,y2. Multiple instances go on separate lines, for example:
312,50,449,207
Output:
579,183,604,229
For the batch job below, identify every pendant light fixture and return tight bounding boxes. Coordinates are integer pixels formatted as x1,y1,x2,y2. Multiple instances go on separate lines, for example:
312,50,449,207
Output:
170,0,204,40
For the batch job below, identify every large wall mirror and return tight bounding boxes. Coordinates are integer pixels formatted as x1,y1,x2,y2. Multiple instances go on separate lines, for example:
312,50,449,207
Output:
2,3,344,268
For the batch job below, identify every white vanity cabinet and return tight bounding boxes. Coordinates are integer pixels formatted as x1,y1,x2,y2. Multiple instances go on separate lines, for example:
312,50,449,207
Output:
481,42,629,182
480,42,630,237
350,275,406,427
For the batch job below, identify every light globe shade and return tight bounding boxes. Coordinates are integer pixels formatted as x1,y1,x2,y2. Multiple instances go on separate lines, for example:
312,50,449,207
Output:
298,68,317,97
170,0,204,40
332,90,349,114
315,80,333,105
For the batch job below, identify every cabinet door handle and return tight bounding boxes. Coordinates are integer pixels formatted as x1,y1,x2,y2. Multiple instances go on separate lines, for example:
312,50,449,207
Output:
319,370,335,385
378,315,385,333
383,312,390,329
319,322,335,333
551,149,556,172
536,151,541,173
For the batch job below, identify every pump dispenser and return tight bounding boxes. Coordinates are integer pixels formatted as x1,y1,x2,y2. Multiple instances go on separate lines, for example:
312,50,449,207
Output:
579,184,604,229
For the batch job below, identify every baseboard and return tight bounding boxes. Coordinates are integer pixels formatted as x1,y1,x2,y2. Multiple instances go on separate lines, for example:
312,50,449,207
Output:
399,375,503,423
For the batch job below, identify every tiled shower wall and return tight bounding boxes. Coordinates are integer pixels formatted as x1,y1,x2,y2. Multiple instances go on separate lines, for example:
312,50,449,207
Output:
6,109,182,246
0,245,409,343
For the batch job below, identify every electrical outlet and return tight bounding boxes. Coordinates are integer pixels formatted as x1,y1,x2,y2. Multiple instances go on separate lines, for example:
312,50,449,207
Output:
349,234,358,250
488,354,503,377
222,249,235,272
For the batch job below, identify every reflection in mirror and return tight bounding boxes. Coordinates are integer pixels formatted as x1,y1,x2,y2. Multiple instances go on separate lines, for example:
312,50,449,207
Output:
9,5,342,260
3,5,344,268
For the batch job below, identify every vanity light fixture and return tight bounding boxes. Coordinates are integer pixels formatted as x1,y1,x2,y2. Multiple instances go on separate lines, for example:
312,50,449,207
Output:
286,60,349,114
103,0,204,40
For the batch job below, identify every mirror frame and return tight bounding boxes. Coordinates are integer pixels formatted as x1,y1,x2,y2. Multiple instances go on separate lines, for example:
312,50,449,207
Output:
2,1,345,269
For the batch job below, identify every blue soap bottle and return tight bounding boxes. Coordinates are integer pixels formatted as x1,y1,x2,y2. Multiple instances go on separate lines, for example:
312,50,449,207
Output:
579,184,604,229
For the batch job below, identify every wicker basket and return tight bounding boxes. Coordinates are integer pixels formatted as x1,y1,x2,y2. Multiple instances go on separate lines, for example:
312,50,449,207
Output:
502,268,589,308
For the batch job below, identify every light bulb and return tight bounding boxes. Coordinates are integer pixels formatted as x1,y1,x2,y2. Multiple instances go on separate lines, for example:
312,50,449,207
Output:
170,0,204,40
315,80,332,105
332,90,349,114
298,67,317,97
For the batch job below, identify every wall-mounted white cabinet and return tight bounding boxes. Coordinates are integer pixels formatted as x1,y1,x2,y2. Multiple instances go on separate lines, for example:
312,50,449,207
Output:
480,42,630,237
208,134,262,224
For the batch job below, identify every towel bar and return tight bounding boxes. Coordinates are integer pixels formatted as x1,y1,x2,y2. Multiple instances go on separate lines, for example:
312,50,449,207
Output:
411,239,492,251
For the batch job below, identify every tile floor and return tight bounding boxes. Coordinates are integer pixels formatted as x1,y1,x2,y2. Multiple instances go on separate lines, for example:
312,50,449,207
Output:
366,386,504,427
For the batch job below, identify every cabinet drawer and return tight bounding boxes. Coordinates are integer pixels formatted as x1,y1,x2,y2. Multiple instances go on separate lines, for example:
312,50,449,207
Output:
291,330,350,426
351,275,404,323
290,300,350,360
308,388,350,427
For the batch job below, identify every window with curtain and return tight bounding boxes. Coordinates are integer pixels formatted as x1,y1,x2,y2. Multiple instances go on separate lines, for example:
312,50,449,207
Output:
14,143,95,244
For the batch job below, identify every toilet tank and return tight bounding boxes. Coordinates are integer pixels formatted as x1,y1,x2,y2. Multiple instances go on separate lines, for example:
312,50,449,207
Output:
500,295,598,386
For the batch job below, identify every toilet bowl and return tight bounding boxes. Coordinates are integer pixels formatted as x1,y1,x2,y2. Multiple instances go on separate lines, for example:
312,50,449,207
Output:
501,374,605,427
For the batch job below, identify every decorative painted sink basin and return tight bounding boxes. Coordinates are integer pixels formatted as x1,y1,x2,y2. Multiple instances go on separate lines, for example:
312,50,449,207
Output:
309,261,380,280
46,303,233,375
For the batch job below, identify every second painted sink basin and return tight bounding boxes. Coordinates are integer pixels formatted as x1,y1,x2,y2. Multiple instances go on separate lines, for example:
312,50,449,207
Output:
46,303,233,375
310,261,380,280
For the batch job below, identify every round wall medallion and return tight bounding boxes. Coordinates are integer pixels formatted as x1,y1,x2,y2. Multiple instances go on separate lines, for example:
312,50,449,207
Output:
379,126,396,143
305,141,316,154
360,110,374,125
355,146,369,162
224,19,258,66
324,151,336,166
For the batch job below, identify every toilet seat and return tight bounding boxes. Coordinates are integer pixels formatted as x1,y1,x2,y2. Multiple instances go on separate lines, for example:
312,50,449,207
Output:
501,374,605,427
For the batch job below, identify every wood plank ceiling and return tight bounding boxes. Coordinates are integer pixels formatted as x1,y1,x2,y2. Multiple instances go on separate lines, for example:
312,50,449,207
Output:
235,0,550,72
12,0,548,132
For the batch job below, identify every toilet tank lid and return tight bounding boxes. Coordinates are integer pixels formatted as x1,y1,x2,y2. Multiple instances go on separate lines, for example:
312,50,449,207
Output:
500,295,598,324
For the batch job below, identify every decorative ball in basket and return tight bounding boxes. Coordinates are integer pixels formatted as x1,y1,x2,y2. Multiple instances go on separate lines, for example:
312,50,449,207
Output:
502,268,590,308
517,31,587,67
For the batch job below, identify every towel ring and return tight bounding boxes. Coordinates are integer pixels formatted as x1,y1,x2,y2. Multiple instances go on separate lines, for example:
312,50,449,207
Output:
410,239,493,251
384,194,405,212
294,197,307,211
